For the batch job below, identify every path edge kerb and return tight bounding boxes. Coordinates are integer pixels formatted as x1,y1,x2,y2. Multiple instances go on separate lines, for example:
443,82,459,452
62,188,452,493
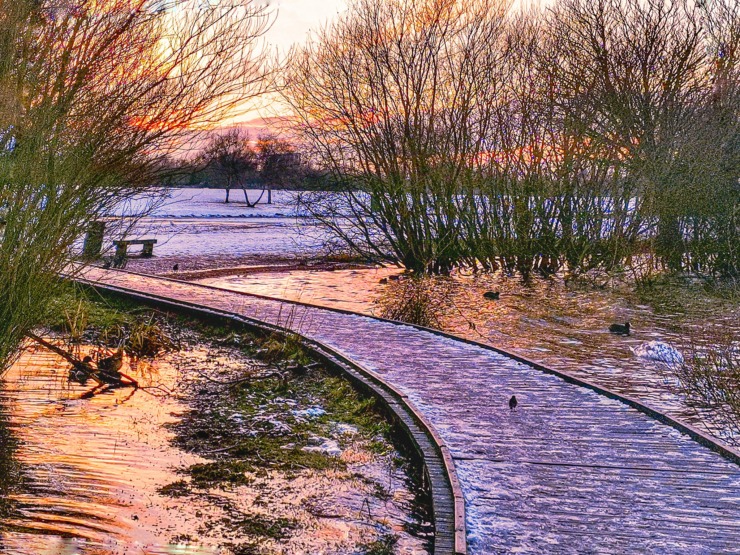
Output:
98,268,740,467
78,278,468,555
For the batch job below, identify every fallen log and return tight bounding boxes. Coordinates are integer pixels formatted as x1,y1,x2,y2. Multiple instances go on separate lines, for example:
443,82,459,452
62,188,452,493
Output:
26,332,97,374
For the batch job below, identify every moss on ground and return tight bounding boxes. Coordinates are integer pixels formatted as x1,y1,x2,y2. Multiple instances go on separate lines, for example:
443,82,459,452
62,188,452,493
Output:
157,480,191,498
186,461,255,488
226,514,296,540
45,285,424,553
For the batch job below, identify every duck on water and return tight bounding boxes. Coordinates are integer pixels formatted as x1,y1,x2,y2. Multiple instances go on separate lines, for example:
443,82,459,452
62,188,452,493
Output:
609,322,631,335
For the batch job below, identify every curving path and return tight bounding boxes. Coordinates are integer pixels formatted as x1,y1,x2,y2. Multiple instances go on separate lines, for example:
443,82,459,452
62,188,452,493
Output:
80,268,740,554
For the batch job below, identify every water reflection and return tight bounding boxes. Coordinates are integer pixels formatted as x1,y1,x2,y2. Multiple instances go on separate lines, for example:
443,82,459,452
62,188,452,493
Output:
0,394,22,528
0,340,430,554
0,346,206,554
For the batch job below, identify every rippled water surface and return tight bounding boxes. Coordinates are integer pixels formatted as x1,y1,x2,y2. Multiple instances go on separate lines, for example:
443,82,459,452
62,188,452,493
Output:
0,346,203,555
0,340,430,554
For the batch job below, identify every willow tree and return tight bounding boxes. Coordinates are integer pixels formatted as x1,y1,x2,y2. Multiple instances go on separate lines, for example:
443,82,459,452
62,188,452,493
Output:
545,0,739,275
285,0,510,274
0,0,273,371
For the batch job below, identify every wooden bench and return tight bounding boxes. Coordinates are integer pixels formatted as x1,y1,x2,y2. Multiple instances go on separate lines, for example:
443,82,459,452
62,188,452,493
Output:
113,239,157,263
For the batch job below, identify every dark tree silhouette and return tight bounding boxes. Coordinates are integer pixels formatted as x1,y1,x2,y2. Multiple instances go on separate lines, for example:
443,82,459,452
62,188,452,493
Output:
200,129,258,203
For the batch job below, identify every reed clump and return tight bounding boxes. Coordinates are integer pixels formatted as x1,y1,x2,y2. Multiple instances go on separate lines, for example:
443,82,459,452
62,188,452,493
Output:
377,277,445,329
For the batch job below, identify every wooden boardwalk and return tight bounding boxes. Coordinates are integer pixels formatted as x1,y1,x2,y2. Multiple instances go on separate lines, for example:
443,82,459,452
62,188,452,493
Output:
81,268,740,554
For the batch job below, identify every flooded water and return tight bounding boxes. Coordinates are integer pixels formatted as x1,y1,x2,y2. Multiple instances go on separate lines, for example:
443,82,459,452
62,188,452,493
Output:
0,337,431,554
0,345,203,555
197,268,397,314
195,268,739,443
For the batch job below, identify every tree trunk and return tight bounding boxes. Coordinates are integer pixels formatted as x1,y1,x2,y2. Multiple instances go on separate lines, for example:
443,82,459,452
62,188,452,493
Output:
656,212,684,272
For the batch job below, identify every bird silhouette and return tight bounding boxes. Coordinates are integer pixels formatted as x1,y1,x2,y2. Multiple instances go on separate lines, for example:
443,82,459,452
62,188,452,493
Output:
97,347,123,385
609,322,631,335
172,263,179,272
98,347,123,374
509,395,518,410
69,356,94,384
483,291,500,300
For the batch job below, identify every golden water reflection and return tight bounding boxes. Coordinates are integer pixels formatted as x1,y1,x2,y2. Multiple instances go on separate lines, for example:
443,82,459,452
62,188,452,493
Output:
0,341,430,554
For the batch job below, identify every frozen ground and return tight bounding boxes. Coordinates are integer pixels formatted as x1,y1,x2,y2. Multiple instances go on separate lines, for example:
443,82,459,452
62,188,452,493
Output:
99,188,330,263
126,218,323,258
116,187,308,219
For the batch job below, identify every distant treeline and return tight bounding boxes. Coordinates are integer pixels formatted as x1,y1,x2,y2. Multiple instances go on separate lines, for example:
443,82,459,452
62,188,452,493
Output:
285,0,740,279
155,130,347,194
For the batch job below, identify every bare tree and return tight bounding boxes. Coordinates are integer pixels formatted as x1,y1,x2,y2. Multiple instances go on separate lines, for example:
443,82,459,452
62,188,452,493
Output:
545,0,730,273
200,129,259,203
470,5,652,278
285,0,737,278
0,0,274,372
256,133,304,203
285,0,511,274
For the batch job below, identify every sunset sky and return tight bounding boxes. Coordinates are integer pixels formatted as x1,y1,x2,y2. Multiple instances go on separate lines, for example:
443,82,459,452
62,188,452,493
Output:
235,0,539,127
264,0,346,53
261,0,539,53
230,0,347,127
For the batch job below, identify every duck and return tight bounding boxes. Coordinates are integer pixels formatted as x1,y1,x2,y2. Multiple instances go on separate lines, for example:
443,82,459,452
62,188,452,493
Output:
483,291,500,300
97,348,124,383
77,355,95,369
69,356,94,384
609,322,631,335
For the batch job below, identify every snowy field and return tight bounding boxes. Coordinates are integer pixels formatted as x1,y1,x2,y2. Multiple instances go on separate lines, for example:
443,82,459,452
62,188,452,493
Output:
116,188,307,219
101,188,328,260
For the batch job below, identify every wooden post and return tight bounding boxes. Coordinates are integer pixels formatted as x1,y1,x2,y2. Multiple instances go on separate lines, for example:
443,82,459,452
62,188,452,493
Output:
142,241,155,257
83,221,105,259
113,241,128,267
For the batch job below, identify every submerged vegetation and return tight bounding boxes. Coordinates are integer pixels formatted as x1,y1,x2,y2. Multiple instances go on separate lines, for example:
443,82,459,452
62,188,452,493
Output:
673,328,740,439
377,276,449,329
